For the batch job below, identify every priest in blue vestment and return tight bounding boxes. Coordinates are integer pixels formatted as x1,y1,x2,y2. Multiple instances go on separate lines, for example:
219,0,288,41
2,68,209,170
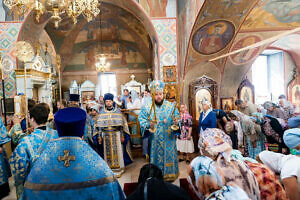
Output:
22,107,125,200
0,117,11,199
9,104,58,199
138,80,180,181
95,93,133,177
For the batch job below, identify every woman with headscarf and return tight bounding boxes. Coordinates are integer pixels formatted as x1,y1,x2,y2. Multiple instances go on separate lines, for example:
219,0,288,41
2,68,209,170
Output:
198,101,216,135
259,151,300,200
263,101,285,120
261,114,287,153
227,110,265,159
196,128,260,199
187,156,250,200
283,127,300,155
127,90,142,146
177,104,194,163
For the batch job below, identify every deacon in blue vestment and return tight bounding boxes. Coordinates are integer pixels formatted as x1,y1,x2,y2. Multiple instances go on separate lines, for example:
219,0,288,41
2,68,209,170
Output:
138,80,180,181
9,104,58,199
0,117,11,199
22,107,125,200
95,93,133,177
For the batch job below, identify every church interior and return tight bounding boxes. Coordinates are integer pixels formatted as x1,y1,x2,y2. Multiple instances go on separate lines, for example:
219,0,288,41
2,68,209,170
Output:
1,0,300,200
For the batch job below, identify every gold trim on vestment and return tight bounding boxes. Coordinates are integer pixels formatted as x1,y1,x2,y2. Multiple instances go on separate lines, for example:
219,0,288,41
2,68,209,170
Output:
24,176,116,191
163,172,180,182
53,137,82,141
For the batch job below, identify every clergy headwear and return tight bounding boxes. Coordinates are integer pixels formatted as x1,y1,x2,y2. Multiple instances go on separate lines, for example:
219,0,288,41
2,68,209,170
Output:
287,116,300,128
54,107,86,137
69,94,80,102
104,93,114,101
283,128,300,149
150,80,165,92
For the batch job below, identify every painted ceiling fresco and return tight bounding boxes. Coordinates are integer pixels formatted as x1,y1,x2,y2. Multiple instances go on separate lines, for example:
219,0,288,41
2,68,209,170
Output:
185,0,258,73
241,0,300,31
135,0,176,18
44,2,152,72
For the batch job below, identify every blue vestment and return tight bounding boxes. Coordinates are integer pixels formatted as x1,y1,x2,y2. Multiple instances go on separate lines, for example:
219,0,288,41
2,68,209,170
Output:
22,137,125,200
138,100,180,181
96,106,133,177
9,127,58,199
0,118,11,187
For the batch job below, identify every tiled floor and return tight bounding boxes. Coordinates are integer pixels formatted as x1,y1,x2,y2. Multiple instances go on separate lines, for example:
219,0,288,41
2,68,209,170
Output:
3,158,190,200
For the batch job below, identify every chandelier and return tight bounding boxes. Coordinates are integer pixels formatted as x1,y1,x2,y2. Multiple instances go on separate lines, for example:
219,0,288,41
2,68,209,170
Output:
95,54,110,73
95,6,110,73
3,0,101,28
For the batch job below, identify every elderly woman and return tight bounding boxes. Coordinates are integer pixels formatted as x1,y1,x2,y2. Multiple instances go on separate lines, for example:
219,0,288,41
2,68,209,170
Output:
188,156,250,200
227,110,265,159
177,104,194,163
198,101,216,135
195,128,260,199
263,101,285,120
127,90,142,146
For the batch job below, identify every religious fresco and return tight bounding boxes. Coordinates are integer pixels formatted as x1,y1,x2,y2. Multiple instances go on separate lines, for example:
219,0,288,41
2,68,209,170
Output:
135,0,176,18
0,0,26,21
229,35,262,65
195,88,212,120
177,0,204,75
292,84,300,113
192,20,235,55
242,0,300,30
185,0,257,72
64,42,147,72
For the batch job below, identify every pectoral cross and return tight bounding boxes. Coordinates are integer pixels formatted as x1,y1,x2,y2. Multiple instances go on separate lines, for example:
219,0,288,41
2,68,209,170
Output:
58,150,76,167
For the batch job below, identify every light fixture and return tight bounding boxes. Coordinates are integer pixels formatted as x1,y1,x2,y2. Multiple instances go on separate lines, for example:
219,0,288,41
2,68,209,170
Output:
95,7,110,73
4,0,101,28
96,54,110,73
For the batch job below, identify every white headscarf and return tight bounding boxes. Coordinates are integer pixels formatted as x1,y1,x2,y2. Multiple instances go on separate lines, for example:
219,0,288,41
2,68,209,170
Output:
259,151,284,173
201,100,212,121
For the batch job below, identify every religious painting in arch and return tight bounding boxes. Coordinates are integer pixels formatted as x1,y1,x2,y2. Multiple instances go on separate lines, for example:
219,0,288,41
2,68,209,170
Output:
163,65,176,83
288,69,300,114
221,97,234,112
230,35,262,65
0,0,26,21
192,20,235,55
195,89,212,120
237,78,255,104
164,84,177,102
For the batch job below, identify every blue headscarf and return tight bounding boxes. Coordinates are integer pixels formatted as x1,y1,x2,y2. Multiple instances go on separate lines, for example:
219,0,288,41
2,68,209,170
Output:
288,116,300,128
283,128,300,149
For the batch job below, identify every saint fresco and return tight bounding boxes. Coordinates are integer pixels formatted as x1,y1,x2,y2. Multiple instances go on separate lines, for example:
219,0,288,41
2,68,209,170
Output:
192,20,235,55
230,35,262,65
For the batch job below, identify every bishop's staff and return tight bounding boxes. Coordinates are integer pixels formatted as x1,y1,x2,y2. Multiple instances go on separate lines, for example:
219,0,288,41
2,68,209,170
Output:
14,41,35,134
56,54,62,103
148,83,157,133
0,52,7,126
170,79,184,131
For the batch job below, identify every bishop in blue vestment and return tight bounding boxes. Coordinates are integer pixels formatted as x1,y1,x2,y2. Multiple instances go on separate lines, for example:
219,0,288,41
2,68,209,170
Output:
138,80,180,181
0,117,11,199
22,107,125,200
9,104,58,199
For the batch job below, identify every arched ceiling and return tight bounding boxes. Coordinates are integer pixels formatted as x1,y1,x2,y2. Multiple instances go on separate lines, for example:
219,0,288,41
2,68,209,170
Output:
183,0,300,99
17,0,160,75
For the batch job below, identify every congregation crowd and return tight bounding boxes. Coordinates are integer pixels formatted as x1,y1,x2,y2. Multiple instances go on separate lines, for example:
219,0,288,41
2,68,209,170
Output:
0,80,300,200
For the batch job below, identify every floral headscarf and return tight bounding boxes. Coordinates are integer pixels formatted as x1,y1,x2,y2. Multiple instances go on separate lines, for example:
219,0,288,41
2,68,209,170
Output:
198,128,233,162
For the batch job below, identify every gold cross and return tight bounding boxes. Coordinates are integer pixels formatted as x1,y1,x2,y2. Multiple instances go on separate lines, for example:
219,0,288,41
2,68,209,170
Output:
58,150,76,167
